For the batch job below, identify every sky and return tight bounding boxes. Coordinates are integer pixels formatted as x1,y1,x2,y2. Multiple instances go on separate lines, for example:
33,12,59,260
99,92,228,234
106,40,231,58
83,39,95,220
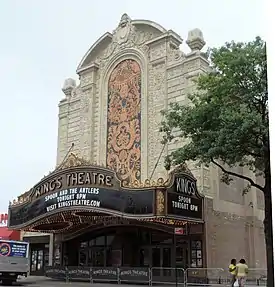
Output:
0,0,266,211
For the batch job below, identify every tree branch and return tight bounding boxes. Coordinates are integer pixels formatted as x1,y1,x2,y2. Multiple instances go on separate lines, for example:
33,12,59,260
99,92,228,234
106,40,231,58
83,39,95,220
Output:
211,158,264,192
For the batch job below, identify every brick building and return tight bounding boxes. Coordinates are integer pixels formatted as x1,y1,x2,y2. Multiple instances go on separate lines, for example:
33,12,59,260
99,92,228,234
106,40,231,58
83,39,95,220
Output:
10,14,265,277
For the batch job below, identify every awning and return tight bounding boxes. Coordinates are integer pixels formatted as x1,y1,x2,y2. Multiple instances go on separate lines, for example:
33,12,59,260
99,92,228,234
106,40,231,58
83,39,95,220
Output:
0,227,20,240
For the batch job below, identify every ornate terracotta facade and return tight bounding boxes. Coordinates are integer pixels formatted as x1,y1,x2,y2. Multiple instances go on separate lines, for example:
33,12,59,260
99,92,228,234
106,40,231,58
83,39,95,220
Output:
106,60,141,184
51,14,266,270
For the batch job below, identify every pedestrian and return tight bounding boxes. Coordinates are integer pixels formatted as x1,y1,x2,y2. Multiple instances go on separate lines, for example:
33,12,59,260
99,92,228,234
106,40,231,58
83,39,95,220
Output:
228,258,237,287
236,259,249,287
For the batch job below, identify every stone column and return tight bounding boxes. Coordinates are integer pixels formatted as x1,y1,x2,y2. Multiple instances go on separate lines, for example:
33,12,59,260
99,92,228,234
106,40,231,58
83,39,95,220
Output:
77,63,99,162
48,234,54,266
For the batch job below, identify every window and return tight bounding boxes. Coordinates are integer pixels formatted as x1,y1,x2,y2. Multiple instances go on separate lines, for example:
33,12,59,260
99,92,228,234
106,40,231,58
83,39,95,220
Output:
95,236,105,246
191,240,202,267
106,235,115,246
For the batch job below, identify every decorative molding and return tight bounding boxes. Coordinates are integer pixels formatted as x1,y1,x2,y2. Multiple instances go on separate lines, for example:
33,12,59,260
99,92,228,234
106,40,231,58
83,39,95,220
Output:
156,190,165,216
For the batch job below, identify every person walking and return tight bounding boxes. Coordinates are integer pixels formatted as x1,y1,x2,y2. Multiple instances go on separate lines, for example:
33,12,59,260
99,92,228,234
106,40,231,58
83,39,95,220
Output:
236,259,249,287
229,259,237,287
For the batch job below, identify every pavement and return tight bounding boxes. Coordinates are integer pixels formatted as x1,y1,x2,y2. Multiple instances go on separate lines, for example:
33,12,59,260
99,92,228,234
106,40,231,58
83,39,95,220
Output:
12,276,266,287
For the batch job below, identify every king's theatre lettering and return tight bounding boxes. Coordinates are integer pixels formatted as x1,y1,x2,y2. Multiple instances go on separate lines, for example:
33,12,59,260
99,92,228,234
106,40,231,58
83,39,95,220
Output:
34,171,113,198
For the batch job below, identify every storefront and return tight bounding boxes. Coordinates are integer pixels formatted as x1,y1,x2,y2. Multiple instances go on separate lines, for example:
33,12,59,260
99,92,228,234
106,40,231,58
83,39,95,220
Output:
22,234,50,276
8,155,204,281
0,227,20,240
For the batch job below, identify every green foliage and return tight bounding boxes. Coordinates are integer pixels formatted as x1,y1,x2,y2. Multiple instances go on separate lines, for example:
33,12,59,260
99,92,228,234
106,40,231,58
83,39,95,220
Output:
160,37,268,189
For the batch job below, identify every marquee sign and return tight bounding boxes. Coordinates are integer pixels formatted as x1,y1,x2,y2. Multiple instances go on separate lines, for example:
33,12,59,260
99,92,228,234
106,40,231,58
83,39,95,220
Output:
32,169,116,199
8,155,204,229
8,166,155,228
166,173,203,220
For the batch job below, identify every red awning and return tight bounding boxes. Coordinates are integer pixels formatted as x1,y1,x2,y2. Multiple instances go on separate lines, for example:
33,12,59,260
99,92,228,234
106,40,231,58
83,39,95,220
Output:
0,227,20,240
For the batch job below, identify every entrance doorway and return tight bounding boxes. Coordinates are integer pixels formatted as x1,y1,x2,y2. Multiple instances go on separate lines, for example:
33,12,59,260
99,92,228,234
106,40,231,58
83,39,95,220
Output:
30,245,49,276
67,225,195,271
23,235,50,276
30,250,44,276
152,246,172,276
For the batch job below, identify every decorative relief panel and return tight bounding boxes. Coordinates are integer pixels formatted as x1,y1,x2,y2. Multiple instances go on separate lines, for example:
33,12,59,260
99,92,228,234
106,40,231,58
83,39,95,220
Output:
156,190,165,216
149,43,166,62
106,60,142,184
167,47,185,66
148,62,167,177
79,90,93,160
93,15,159,71
167,64,185,80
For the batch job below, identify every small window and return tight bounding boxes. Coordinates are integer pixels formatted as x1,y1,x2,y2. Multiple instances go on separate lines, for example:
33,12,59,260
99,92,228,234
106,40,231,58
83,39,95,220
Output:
95,236,105,246
80,241,88,248
191,240,203,268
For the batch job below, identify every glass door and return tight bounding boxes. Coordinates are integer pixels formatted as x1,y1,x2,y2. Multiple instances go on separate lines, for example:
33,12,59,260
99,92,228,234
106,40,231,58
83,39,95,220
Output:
152,246,172,278
91,247,105,266
176,245,189,269
30,249,44,276
152,247,161,277
79,249,88,266
162,247,172,276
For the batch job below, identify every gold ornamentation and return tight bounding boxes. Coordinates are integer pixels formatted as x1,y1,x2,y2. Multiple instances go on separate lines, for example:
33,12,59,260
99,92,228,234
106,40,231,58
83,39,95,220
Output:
56,153,91,170
106,60,142,184
156,190,165,215
121,177,166,188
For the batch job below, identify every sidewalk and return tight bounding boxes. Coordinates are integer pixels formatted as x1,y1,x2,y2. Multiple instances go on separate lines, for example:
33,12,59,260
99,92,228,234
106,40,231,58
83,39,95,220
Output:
17,276,266,287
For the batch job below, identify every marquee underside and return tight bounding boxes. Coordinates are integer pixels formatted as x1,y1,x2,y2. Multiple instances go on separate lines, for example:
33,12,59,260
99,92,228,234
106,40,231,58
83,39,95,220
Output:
14,209,200,234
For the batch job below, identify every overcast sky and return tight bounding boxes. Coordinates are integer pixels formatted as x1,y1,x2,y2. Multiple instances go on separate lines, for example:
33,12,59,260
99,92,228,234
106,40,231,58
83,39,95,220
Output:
0,0,265,211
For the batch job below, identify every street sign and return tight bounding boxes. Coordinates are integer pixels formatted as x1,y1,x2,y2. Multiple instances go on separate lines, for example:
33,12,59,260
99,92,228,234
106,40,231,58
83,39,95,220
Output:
174,227,185,235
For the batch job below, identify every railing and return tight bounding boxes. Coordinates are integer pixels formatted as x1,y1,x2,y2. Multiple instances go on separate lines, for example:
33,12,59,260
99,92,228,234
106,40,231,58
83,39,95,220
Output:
44,266,267,286
186,268,224,286
151,267,185,285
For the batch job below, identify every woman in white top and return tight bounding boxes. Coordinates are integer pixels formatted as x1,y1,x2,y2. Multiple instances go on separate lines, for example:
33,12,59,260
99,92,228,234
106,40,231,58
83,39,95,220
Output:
236,259,249,287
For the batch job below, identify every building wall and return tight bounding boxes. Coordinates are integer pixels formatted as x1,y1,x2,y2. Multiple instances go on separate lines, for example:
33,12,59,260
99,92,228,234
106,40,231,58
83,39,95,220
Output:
54,14,266,268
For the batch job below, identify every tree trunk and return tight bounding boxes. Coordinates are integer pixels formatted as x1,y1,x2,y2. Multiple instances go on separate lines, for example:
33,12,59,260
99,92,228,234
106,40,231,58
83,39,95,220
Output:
263,172,274,287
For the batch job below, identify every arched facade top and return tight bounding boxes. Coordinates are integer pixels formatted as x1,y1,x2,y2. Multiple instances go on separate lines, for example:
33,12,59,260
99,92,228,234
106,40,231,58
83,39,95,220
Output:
77,14,167,72
77,32,113,71
102,48,147,84
131,19,167,34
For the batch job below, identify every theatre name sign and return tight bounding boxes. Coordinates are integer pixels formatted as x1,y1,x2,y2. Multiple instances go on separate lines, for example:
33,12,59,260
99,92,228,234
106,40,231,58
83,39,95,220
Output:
8,164,203,229
35,170,114,213
166,173,203,220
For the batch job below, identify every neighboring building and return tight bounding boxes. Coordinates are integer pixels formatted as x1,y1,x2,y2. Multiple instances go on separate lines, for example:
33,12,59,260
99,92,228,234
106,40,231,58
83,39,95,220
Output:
0,212,20,240
20,232,52,276
8,14,266,279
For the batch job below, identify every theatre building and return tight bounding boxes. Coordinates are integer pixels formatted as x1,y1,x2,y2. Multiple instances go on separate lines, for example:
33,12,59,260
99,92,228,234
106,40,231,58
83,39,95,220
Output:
8,14,266,280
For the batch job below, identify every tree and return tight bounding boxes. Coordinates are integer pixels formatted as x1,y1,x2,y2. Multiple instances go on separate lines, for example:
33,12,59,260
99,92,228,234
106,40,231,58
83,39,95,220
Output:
160,37,273,286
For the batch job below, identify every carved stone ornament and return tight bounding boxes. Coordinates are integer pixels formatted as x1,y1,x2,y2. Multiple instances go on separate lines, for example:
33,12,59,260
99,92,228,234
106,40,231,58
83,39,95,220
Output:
167,47,185,65
169,163,195,178
99,14,156,62
123,177,165,188
112,13,132,45
56,153,92,170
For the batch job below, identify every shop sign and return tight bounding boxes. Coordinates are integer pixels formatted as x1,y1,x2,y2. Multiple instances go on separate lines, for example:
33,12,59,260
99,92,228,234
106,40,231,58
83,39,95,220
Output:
174,227,185,235
0,213,8,227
